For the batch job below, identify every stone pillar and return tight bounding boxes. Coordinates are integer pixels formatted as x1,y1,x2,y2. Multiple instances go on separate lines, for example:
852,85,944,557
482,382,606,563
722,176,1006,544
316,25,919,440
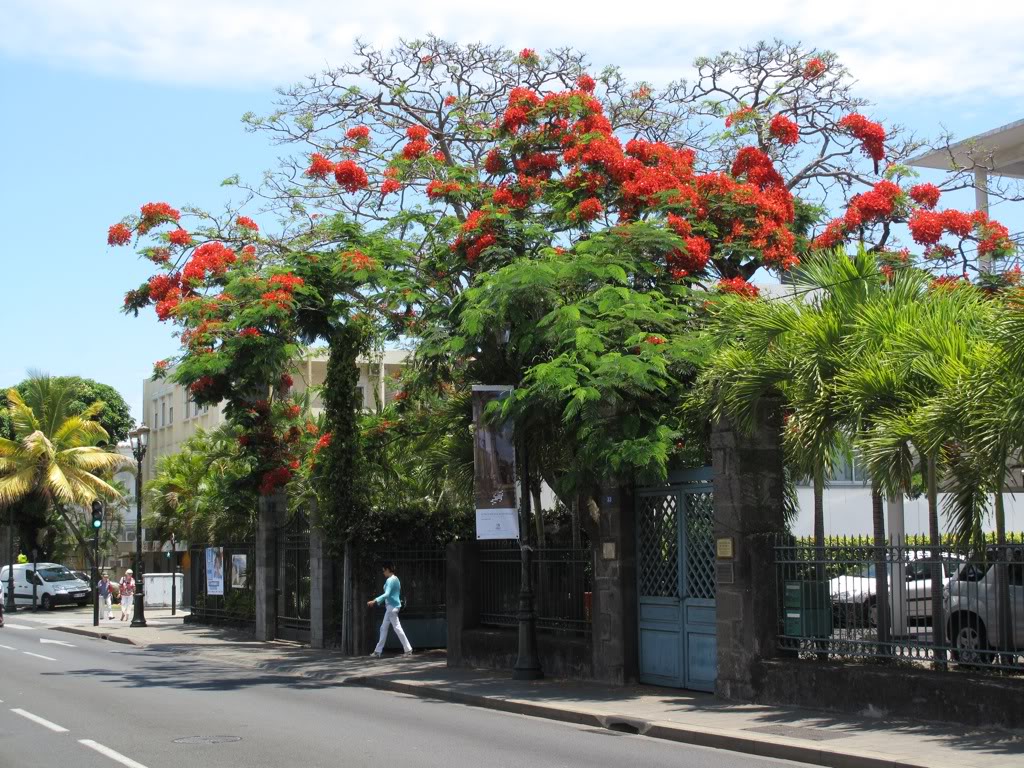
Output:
591,483,638,685
711,409,786,701
309,523,334,649
255,493,282,641
446,540,480,667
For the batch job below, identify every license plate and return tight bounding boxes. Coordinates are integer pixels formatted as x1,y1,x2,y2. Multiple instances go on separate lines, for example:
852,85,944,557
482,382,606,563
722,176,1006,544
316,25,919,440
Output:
73,592,86,598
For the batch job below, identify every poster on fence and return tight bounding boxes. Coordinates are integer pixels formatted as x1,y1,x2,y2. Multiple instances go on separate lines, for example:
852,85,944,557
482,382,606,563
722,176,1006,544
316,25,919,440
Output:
231,554,248,589
205,546,225,596
472,385,519,540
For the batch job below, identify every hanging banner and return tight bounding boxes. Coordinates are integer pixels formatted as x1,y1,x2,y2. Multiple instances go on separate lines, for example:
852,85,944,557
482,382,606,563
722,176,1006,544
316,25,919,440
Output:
205,546,225,596
231,554,248,589
472,385,520,540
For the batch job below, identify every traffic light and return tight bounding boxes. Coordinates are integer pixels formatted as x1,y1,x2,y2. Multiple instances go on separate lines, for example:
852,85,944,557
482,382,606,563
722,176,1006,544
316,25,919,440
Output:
91,500,103,530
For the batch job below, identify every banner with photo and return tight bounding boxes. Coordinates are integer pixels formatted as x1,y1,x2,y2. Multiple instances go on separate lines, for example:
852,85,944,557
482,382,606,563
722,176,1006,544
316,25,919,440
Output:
205,546,225,596
472,385,519,540
231,554,248,589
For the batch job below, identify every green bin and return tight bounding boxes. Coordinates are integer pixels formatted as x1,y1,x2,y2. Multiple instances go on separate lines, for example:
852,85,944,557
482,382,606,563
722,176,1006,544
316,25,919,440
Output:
783,580,833,637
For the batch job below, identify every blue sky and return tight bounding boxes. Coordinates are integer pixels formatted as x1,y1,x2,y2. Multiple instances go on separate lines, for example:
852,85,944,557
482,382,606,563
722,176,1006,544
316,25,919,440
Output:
1,1,1021,421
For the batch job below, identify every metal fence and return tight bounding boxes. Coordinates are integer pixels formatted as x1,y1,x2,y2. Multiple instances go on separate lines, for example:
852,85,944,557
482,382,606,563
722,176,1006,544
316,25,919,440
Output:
479,542,592,636
776,537,1023,673
189,542,256,630
364,548,447,619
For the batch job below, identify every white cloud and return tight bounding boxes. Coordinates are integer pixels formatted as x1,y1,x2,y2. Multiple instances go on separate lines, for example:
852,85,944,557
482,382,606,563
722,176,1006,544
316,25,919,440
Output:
2,0,1023,102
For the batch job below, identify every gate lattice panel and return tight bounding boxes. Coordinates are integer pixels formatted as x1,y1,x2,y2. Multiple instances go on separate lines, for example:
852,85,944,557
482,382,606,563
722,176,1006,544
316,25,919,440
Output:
637,469,717,691
639,494,680,599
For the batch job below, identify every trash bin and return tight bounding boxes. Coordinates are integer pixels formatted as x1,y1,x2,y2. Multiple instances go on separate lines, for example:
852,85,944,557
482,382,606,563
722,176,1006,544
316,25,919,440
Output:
783,580,833,637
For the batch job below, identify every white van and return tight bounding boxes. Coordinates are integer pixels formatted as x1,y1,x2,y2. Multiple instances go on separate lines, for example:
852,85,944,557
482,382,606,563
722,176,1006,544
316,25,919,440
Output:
0,563,91,610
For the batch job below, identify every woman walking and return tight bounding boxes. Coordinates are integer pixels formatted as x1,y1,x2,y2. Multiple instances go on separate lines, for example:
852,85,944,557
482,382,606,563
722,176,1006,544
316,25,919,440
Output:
367,562,413,658
119,569,135,622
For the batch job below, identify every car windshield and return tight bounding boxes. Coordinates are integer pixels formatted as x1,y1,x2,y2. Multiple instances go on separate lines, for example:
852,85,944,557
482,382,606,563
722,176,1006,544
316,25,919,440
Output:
37,567,77,583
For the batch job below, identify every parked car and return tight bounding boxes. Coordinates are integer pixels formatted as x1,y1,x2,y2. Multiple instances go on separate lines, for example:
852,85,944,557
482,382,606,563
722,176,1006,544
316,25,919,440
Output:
944,545,1024,664
0,563,91,610
830,551,964,627
71,570,94,601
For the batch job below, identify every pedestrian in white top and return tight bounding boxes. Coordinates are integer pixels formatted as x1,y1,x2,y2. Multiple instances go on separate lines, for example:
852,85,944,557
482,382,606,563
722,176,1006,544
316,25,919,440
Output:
367,562,413,657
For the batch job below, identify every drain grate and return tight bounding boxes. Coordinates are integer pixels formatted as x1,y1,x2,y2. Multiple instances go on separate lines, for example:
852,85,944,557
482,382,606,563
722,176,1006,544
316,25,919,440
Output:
745,725,854,742
174,736,242,745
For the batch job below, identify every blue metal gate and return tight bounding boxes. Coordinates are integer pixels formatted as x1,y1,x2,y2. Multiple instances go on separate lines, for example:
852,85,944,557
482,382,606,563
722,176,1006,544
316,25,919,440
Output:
637,469,716,691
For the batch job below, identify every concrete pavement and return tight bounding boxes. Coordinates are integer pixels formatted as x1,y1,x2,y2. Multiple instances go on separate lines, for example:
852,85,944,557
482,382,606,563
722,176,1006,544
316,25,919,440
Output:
5,606,1023,768
1,616,804,768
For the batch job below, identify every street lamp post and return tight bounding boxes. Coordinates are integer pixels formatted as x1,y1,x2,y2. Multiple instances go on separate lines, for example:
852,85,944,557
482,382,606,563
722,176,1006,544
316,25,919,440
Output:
513,437,542,680
129,425,150,628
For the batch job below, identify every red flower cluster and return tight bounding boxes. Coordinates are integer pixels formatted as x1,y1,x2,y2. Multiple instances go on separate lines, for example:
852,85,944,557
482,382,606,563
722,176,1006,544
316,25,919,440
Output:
236,216,259,231
239,327,261,338
838,114,886,163
189,375,216,395
645,335,666,345
769,114,799,146
341,250,377,271
149,247,171,264
259,466,292,496
284,404,301,419
725,107,755,128
403,140,430,160
576,74,596,93
813,180,902,248
183,242,237,283
719,277,760,298
381,178,402,196
107,223,132,246
444,95,457,106
279,373,293,391
168,229,193,247
306,153,335,179
138,202,181,234
909,183,941,209
312,432,333,457
346,125,370,141
261,272,304,309
518,48,537,62
333,160,369,192
803,58,827,80
148,273,183,321
572,197,604,223
426,180,463,200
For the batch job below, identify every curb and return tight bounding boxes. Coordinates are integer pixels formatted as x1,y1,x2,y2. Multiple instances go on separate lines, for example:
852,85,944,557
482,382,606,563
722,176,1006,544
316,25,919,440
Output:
54,626,141,646
344,676,934,768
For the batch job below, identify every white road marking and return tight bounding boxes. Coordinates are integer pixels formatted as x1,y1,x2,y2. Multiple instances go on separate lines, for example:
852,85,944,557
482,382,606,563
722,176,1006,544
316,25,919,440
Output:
40,638,75,647
79,740,150,768
22,652,56,661
3,623,33,630
10,708,69,732
0,644,16,651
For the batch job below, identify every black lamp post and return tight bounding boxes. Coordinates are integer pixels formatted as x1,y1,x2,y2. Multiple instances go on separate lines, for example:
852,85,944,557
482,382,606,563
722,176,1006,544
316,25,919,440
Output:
129,424,150,628
5,506,15,613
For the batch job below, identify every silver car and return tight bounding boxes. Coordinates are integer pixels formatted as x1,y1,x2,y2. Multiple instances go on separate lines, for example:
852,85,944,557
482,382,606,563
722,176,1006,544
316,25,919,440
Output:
944,546,1024,664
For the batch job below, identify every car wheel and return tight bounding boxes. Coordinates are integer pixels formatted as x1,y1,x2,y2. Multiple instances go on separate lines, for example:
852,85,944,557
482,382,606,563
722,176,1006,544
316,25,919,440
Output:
951,615,988,666
41,594,53,611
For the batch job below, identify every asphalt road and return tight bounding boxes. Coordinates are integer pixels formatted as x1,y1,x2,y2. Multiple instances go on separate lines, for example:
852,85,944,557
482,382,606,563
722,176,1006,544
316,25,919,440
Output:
0,616,812,768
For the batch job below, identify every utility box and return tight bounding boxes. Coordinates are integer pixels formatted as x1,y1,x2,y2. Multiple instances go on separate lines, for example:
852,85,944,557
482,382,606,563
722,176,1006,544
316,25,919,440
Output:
783,580,833,637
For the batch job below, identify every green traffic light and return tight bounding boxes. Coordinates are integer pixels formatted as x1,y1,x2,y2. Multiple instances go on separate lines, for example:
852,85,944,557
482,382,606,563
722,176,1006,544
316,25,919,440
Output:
92,519,102,529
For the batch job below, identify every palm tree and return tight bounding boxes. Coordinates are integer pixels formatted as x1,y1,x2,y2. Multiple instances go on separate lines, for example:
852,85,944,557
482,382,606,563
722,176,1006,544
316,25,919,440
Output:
0,380,129,570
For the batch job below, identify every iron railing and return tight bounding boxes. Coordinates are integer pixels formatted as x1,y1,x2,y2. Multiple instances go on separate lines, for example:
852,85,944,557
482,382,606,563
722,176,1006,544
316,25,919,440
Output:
479,542,592,636
188,541,256,629
776,536,1024,673
365,548,447,619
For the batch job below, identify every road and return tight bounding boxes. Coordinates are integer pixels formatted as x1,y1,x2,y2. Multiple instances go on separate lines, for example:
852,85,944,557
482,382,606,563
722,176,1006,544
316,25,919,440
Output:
1,615,811,768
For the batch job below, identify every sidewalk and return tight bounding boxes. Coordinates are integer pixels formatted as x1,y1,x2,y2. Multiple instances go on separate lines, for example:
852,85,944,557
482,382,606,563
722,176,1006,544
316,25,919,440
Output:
25,611,1024,768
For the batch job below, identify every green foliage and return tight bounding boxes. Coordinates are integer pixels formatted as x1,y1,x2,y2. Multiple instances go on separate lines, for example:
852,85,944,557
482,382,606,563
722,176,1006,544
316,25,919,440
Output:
144,426,259,543
0,375,134,444
314,324,372,553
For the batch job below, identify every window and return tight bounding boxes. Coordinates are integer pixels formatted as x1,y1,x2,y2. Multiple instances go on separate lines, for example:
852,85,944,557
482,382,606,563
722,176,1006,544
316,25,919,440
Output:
169,406,173,424
161,400,166,428
829,456,867,485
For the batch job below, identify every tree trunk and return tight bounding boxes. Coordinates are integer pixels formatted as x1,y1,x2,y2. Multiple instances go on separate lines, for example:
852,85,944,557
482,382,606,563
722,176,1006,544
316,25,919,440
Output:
926,454,947,670
871,485,891,655
53,503,96,569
